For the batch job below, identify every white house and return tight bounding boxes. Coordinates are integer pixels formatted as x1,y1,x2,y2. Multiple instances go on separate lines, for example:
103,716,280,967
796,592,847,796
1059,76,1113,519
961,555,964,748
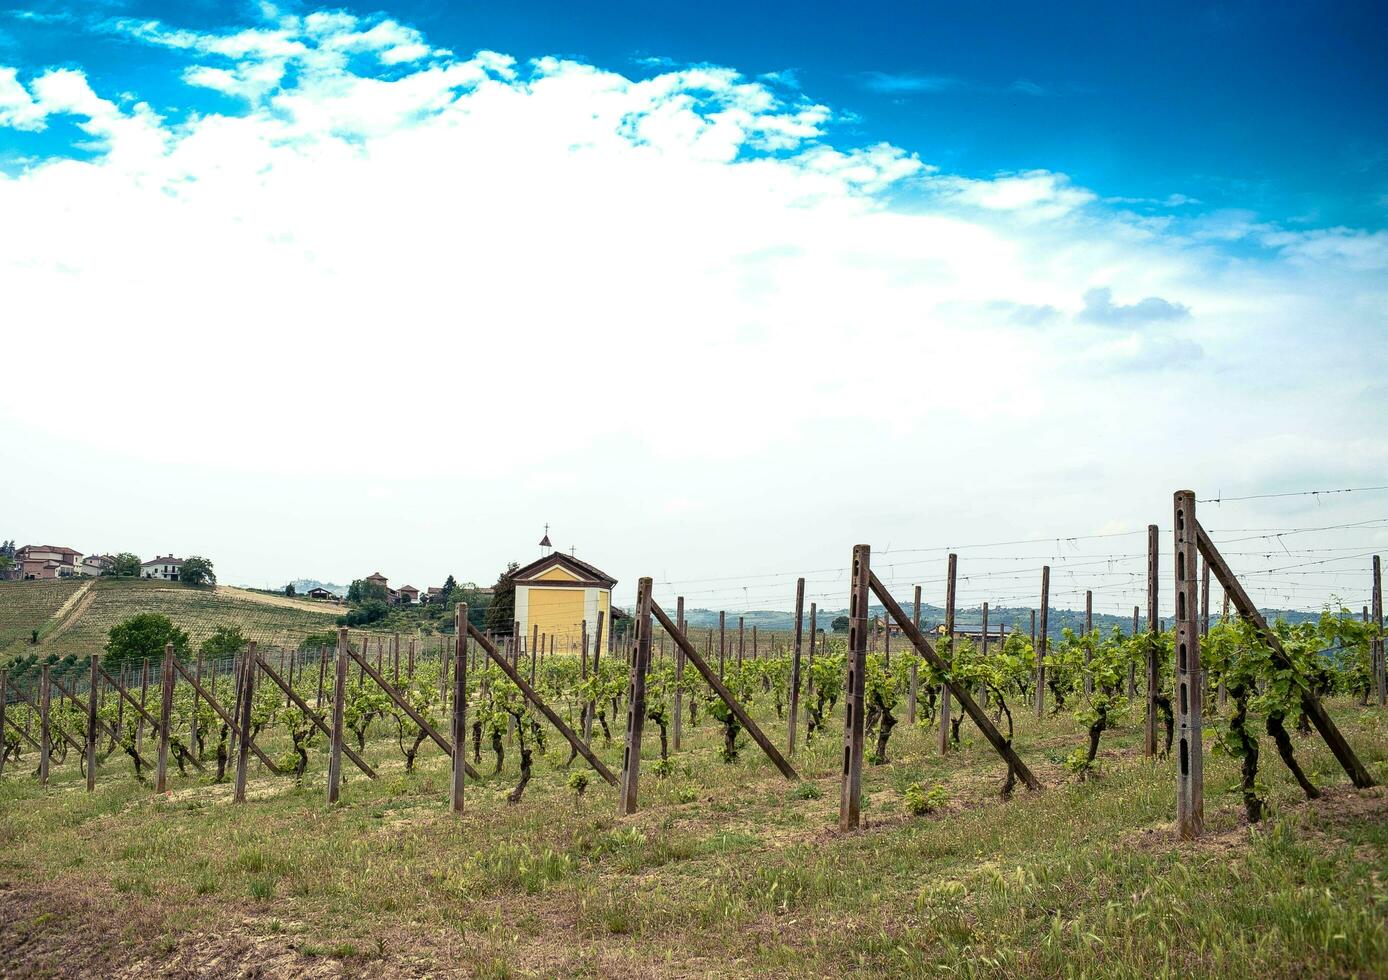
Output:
142,555,184,581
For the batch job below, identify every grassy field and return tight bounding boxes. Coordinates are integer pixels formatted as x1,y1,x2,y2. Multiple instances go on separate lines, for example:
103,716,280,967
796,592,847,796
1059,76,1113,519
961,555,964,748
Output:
1,681,1385,977
0,578,347,661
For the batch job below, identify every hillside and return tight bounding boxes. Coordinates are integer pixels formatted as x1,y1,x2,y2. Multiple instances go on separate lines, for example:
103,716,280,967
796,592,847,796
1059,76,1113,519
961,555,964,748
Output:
0,577,346,660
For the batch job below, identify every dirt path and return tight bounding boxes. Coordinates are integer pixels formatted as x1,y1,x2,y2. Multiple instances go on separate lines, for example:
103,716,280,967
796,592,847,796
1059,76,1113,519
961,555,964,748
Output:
42,579,95,643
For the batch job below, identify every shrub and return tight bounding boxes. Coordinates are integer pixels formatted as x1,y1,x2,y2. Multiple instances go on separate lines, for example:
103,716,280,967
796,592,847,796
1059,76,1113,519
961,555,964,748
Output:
904,782,948,816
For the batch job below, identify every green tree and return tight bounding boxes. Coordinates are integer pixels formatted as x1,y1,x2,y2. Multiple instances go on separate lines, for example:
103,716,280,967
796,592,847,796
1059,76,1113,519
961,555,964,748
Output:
108,553,141,577
483,563,520,633
832,615,850,633
347,578,388,604
442,574,457,602
284,582,297,596
179,556,216,587
200,625,248,659
0,555,12,577
106,613,189,670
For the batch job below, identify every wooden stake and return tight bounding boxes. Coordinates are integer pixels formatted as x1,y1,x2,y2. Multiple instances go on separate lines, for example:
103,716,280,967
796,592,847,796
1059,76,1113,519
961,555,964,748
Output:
451,605,468,813
584,611,605,742
673,598,685,752
1146,524,1159,758
86,655,98,791
618,578,653,816
908,586,921,724
1035,567,1049,719
327,629,348,804
156,642,175,793
805,603,817,737
1173,491,1204,838
1083,591,1093,699
718,611,726,679
233,642,256,803
940,553,956,753
841,545,870,830
788,578,805,755
0,670,6,778
39,665,51,786
1129,606,1139,697
1373,555,1384,707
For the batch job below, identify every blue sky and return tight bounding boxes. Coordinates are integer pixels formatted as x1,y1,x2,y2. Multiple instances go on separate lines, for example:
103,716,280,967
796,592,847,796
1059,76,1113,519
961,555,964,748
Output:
1,1,1385,609
4,1,1386,227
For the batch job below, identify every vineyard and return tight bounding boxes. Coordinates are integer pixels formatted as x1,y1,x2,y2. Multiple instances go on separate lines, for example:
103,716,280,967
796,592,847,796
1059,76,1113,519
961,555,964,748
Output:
1,496,1386,977
0,578,347,660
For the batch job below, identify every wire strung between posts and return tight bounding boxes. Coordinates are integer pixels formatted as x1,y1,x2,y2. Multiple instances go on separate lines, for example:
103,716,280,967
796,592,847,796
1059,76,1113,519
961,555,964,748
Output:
1197,485,1388,504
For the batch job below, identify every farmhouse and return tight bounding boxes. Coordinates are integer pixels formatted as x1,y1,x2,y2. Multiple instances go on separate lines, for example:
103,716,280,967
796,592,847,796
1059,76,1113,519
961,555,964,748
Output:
306,586,337,600
15,544,82,579
512,547,616,658
142,556,183,581
397,584,419,604
934,623,1009,645
80,554,114,576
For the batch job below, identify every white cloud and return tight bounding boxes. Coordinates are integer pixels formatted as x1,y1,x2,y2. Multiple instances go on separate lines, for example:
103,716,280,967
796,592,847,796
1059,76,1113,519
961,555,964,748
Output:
0,7,1383,597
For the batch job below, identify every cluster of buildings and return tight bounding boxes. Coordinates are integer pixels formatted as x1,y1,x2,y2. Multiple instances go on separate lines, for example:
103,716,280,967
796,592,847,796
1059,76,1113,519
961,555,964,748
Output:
2,545,185,582
350,571,478,607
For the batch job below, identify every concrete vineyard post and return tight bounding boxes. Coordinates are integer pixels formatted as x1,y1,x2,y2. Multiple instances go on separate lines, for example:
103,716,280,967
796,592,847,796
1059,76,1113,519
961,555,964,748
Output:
327,629,349,804
0,670,7,778
451,606,468,814
940,553,956,753
156,642,175,793
1146,524,1159,758
788,578,805,755
1173,491,1205,838
1200,558,1210,638
1034,568,1049,719
841,545,870,831
618,578,654,816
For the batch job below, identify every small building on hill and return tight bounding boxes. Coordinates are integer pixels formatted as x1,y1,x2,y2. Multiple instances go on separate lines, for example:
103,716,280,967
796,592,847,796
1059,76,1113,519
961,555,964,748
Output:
306,586,336,600
16,545,82,579
512,549,616,658
398,585,419,604
142,556,183,581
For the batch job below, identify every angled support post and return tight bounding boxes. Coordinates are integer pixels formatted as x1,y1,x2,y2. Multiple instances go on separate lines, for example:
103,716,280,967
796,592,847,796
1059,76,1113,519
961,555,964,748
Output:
256,650,374,778
651,599,798,781
1195,521,1375,788
467,623,616,785
870,570,1041,792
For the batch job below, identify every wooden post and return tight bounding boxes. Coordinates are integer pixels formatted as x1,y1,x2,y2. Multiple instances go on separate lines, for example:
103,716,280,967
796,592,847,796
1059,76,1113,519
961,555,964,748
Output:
156,642,175,793
718,611,726,679
39,665,51,786
191,650,203,755
0,670,7,778
1083,591,1093,698
805,602,817,736
327,629,349,804
1034,567,1049,719
530,624,539,684
841,545,870,831
451,606,468,813
1373,555,1384,707
618,578,653,816
233,642,257,803
737,616,744,668
86,655,99,791
1173,491,1204,838
788,578,805,755
584,610,605,742
908,585,921,724
317,646,327,709
673,598,685,752
408,638,416,679
136,659,149,755
940,553,956,752
1146,523,1159,757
